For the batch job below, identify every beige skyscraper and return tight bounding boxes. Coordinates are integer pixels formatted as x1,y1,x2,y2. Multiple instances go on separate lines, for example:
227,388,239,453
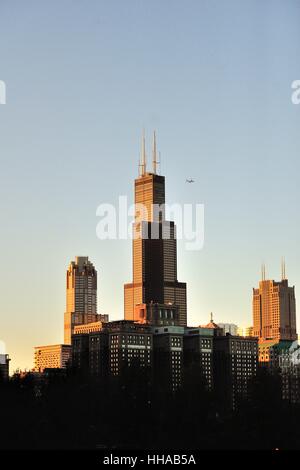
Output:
252,263,297,342
64,256,97,344
124,132,187,326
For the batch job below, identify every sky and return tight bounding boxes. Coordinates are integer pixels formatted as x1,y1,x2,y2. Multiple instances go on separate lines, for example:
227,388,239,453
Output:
0,0,300,372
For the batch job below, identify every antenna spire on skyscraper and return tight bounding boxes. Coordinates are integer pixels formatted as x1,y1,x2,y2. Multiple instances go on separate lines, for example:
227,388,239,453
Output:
152,130,157,174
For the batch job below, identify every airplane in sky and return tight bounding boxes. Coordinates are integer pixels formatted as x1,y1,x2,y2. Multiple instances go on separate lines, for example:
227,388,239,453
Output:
186,178,195,183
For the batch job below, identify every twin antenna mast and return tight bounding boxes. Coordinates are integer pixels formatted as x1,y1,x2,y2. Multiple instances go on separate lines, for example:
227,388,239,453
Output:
139,130,160,177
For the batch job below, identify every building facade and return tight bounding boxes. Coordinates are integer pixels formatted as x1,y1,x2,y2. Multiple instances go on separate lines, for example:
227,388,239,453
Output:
73,320,103,334
152,325,185,392
134,302,180,326
259,340,300,404
214,334,258,410
73,320,153,379
72,318,259,405
64,256,98,344
218,323,238,336
184,327,215,390
0,354,10,381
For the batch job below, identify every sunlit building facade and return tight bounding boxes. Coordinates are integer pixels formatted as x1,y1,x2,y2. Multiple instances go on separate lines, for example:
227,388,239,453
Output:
184,327,215,390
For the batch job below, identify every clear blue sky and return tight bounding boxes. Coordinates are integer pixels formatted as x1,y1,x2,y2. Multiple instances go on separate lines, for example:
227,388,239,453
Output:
0,0,300,372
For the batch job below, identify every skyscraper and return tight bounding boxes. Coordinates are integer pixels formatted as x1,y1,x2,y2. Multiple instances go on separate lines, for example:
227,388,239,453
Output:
64,256,98,344
252,263,297,342
124,132,187,326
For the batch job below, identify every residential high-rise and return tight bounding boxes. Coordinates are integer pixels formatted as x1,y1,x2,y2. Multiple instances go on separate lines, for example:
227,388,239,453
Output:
64,256,98,344
252,264,297,343
124,133,187,326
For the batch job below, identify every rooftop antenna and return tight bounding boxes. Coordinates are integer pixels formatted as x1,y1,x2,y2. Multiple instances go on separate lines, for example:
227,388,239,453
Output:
261,263,266,281
141,129,147,176
152,130,157,174
210,312,213,322
281,257,286,280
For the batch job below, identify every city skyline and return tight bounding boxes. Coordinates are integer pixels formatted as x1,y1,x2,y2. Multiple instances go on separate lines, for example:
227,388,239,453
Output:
2,149,300,372
1,1,300,373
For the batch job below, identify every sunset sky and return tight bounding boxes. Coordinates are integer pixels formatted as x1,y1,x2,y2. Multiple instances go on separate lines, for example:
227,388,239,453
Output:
0,0,300,372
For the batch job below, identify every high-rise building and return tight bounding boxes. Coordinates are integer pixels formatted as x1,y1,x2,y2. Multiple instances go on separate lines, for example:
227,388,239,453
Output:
124,133,187,326
34,345,72,372
218,323,238,336
64,256,98,344
252,264,297,343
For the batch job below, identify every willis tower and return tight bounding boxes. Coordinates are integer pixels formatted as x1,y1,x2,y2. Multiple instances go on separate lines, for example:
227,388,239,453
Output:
124,132,187,327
